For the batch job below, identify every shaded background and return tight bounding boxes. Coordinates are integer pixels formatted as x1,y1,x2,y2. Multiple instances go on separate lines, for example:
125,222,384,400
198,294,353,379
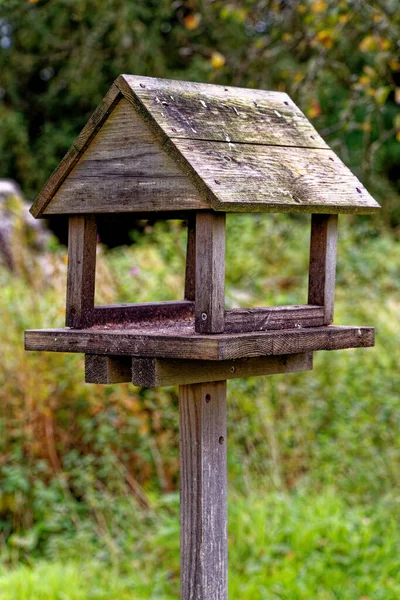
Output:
0,1,399,598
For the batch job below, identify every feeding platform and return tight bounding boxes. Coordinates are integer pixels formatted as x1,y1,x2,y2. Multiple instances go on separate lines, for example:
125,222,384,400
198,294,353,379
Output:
25,74,379,599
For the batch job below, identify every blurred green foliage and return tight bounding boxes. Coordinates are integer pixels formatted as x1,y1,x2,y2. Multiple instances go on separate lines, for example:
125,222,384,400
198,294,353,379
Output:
0,0,399,224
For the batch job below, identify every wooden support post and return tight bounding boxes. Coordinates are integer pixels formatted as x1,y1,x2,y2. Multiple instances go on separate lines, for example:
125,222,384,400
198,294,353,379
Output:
180,380,228,600
185,214,196,301
66,215,97,328
308,214,338,324
85,355,131,383
195,212,226,334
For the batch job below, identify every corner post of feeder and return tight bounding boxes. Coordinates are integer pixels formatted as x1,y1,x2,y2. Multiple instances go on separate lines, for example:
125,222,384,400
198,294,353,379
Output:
308,213,338,324
194,211,226,334
66,215,97,328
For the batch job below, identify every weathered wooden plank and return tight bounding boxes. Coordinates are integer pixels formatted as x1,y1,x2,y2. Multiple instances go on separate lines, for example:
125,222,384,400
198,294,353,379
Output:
118,74,328,149
172,139,380,214
131,354,313,387
85,355,131,383
195,212,226,333
180,380,228,600
92,300,194,326
184,215,196,301
225,305,324,333
31,83,121,218
24,326,375,360
80,303,325,331
308,214,338,324
66,216,97,328
45,99,207,215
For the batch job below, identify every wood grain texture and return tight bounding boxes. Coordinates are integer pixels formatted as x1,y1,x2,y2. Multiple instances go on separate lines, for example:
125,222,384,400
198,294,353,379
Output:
308,214,338,323
184,215,196,301
92,300,194,326
31,83,121,217
131,354,312,387
85,355,131,383
24,325,375,360
117,74,328,149
66,216,97,328
180,380,227,600
224,305,324,332
93,303,324,331
173,139,380,214
45,99,207,215
195,212,226,333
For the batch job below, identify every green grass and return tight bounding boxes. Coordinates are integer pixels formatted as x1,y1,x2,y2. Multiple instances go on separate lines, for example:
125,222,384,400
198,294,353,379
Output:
1,490,400,599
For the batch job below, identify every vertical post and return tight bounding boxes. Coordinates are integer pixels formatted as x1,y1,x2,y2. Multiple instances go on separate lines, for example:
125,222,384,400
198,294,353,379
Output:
180,380,228,600
66,215,97,328
308,214,338,324
184,214,196,301
195,211,226,333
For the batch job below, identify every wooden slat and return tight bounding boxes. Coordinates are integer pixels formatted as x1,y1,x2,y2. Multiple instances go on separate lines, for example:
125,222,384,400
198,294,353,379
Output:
180,380,228,600
92,300,194,326
131,354,313,387
88,303,324,331
31,83,121,218
172,139,380,214
24,326,375,360
225,305,324,332
195,211,226,333
66,216,97,328
184,215,196,301
118,74,328,149
308,214,338,324
85,355,131,383
45,99,207,215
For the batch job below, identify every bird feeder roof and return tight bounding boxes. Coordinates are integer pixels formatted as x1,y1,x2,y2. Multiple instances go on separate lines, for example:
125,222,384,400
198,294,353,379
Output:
31,74,380,217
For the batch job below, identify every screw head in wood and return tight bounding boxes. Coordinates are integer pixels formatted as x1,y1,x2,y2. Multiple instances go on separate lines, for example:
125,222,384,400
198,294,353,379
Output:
201,312,208,321
230,366,235,373
219,436,224,445
205,393,211,403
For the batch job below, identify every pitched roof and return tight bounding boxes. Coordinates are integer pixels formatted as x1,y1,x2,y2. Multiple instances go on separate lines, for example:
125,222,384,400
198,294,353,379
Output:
31,74,380,217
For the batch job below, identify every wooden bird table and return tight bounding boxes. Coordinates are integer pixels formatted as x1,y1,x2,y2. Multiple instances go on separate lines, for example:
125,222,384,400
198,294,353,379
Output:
25,74,379,600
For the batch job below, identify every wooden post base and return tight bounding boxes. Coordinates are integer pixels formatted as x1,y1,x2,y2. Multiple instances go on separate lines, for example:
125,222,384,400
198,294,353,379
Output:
179,380,228,600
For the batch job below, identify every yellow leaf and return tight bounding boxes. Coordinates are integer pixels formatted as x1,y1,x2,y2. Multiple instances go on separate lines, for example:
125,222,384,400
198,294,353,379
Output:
359,75,370,87
316,30,334,49
339,14,349,24
307,100,321,119
184,13,202,30
395,88,400,104
360,122,372,132
311,1,327,13
396,132,400,142
294,72,304,83
210,52,226,69
380,38,391,51
282,33,292,42
359,35,377,52
297,4,307,14
388,60,400,72
375,86,390,105
366,88,376,97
